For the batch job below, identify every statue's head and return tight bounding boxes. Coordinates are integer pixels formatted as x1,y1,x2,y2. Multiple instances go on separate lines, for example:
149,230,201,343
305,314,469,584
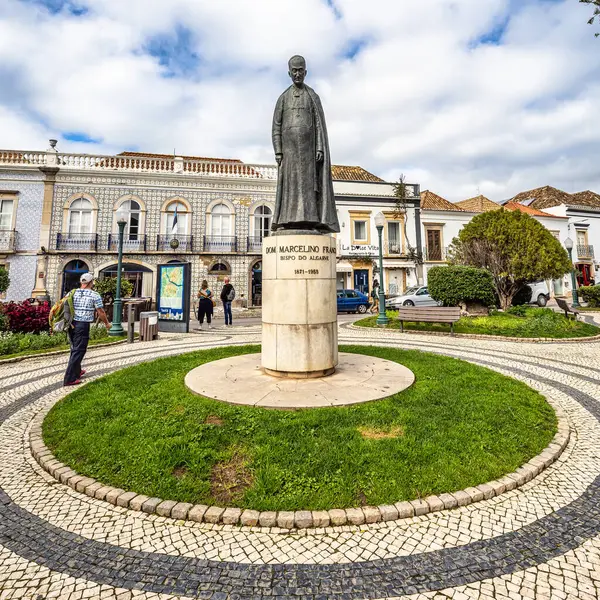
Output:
288,55,307,86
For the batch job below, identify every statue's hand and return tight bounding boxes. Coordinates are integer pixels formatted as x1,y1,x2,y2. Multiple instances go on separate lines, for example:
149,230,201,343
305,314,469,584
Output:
316,151,324,163
275,153,283,165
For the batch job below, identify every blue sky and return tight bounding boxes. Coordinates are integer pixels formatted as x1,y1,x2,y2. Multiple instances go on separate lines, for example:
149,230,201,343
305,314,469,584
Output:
0,0,598,200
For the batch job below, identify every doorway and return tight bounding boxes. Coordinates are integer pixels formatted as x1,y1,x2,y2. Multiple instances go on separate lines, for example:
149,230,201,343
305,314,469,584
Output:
252,261,262,306
62,260,90,296
354,269,369,295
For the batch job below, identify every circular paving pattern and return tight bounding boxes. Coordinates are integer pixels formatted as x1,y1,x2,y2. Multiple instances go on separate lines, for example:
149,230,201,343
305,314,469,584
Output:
184,351,415,408
1,320,600,599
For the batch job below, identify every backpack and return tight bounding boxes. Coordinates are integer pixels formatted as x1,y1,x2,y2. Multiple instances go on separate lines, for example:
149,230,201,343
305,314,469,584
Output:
49,289,77,333
226,286,236,302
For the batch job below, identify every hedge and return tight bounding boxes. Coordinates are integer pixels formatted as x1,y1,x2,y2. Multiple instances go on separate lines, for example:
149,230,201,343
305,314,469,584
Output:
428,266,496,307
579,285,600,308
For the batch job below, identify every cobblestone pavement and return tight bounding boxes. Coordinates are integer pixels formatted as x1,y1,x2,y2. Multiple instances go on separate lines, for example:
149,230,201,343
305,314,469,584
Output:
1,323,600,599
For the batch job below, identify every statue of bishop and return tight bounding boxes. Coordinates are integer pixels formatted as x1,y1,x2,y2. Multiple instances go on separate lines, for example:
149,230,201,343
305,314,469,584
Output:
272,55,340,234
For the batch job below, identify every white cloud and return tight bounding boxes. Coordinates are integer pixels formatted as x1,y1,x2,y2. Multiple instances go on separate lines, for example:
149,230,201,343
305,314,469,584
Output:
0,0,598,200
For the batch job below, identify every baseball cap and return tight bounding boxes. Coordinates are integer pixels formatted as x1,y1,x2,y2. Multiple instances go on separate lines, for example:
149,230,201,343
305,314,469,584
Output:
80,272,95,284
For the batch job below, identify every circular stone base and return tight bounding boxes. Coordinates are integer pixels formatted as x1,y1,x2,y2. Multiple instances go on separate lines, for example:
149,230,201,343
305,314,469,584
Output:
184,352,415,409
264,366,336,379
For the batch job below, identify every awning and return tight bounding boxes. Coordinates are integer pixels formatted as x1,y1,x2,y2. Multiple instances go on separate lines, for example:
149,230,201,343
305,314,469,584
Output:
382,260,415,268
336,261,353,273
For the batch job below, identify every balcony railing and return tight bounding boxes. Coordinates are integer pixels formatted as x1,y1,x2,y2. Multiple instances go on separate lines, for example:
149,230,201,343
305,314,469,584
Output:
0,230,17,252
577,245,594,259
108,234,147,252
383,242,405,256
156,234,193,252
423,246,449,262
203,236,237,252
247,236,268,252
56,232,98,251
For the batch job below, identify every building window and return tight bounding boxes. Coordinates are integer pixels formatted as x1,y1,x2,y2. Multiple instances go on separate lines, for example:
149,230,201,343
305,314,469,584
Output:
549,230,560,240
211,203,232,237
426,228,443,261
119,200,141,240
354,220,367,241
387,222,401,253
0,199,14,230
209,261,230,274
254,205,272,239
166,201,188,235
68,198,93,234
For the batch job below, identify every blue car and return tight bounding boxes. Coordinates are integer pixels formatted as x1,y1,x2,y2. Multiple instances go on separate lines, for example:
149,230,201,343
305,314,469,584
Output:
337,289,371,314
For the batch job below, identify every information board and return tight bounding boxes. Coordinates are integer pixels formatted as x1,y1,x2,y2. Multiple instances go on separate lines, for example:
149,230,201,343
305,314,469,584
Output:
156,262,191,332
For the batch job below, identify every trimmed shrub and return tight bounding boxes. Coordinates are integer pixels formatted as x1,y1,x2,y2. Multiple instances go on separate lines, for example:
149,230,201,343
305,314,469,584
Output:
580,285,600,308
3,299,50,333
428,266,496,307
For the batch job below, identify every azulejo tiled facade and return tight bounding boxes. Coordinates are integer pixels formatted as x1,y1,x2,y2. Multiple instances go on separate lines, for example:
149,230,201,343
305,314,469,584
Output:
0,145,421,305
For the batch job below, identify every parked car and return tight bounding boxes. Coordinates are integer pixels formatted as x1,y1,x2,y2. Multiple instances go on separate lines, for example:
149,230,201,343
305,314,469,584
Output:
387,286,440,309
337,289,371,313
527,281,550,307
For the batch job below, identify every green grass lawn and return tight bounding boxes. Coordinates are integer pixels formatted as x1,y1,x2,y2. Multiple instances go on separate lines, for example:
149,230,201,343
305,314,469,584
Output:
0,334,129,361
356,307,599,338
43,344,557,511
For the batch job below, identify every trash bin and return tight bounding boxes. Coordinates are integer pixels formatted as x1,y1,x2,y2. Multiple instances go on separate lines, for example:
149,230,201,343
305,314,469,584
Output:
139,311,159,342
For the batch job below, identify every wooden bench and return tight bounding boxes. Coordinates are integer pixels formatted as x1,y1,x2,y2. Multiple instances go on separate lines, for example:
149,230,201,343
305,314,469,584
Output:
397,306,461,335
556,297,580,320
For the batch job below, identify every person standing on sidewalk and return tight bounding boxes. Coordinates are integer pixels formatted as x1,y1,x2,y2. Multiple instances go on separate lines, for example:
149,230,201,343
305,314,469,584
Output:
220,277,235,326
197,280,214,329
64,273,111,386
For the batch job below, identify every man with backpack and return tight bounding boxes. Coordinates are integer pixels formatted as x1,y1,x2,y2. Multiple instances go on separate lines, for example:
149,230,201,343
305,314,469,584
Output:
63,272,110,386
220,277,235,326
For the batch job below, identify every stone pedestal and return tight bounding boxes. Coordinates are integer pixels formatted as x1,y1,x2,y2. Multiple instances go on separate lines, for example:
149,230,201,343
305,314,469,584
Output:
262,234,338,378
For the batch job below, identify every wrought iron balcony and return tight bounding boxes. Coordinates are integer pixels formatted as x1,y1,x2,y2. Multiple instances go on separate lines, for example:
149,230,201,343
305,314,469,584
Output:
247,236,268,252
108,234,147,252
577,244,594,259
203,236,237,252
0,230,17,252
156,234,193,252
422,245,448,262
383,242,405,256
56,232,98,251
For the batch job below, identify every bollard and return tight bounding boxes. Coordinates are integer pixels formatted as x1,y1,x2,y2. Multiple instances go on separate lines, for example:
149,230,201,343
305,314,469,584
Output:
127,303,135,343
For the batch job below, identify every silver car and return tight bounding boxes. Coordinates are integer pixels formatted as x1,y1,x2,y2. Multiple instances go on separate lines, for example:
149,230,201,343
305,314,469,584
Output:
386,286,440,309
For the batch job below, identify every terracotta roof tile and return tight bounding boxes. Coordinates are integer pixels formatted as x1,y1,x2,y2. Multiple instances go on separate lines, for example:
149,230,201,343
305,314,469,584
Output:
330,165,384,182
570,190,600,209
510,186,572,210
503,201,566,219
420,190,465,211
455,195,501,213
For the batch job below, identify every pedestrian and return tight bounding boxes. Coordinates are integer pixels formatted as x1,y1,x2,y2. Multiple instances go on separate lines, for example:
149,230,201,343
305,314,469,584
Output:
370,280,380,314
197,279,214,329
64,273,111,386
220,277,235,326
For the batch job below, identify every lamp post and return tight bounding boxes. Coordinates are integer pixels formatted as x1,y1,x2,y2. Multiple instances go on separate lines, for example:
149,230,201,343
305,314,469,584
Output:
109,209,127,336
374,212,389,327
564,237,580,308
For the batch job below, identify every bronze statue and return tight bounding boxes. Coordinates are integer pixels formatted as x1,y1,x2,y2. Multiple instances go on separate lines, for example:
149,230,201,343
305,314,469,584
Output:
272,55,340,234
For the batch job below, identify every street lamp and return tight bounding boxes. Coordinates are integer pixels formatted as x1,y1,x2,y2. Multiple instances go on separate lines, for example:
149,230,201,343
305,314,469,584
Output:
109,207,128,336
374,212,389,327
564,237,580,308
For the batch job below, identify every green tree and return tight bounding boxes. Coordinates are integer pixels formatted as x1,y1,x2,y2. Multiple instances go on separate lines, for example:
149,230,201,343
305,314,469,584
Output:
93,277,134,304
581,0,600,36
450,209,571,310
0,266,9,295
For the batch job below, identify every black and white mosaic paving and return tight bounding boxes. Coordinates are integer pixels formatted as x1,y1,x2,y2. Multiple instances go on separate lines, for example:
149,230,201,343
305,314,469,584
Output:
1,322,600,599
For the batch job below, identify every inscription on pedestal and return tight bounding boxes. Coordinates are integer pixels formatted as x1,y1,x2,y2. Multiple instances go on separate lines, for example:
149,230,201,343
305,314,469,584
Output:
263,237,336,280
